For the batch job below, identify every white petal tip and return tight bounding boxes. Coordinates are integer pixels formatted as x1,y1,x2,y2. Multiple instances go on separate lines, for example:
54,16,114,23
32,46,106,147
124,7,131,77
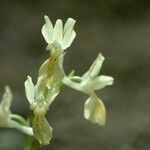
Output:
56,19,62,22
44,15,49,20
5,85,10,92
98,53,105,61
27,75,30,78
68,18,76,22
109,77,114,85
101,76,114,86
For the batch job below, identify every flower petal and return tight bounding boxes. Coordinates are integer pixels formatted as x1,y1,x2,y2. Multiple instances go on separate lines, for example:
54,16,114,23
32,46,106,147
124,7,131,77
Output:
38,59,50,77
24,76,35,104
45,87,59,106
84,96,106,126
42,15,53,44
0,86,12,112
32,114,53,145
35,76,47,100
53,19,63,45
39,57,64,89
82,53,105,83
63,18,76,49
64,18,75,35
63,31,76,49
90,75,114,90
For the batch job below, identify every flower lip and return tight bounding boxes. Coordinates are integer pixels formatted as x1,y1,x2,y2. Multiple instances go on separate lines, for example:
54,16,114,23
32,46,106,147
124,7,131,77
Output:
84,95,106,126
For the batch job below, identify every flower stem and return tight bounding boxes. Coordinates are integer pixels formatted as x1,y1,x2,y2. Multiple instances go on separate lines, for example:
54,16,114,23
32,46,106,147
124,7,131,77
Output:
9,120,33,136
24,134,39,150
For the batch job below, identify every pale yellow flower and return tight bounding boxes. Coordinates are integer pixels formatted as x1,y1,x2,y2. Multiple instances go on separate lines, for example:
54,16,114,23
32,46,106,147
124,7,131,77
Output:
42,15,76,53
40,16,74,89
24,75,59,144
0,86,33,135
63,53,114,125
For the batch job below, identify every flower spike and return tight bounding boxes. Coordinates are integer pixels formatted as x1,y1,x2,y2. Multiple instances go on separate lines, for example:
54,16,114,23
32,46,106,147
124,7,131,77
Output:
63,53,114,125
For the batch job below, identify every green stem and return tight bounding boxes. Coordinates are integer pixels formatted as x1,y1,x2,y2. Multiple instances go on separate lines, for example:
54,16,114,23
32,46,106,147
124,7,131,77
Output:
24,134,39,150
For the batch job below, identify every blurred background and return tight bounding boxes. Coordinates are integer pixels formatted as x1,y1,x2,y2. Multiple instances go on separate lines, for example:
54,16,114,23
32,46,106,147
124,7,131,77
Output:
0,0,150,149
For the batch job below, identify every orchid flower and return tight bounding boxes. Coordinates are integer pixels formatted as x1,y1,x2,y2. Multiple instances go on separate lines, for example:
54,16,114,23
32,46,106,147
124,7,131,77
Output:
24,75,59,145
0,15,114,147
0,86,33,135
23,16,113,145
42,15,76,54
62,53,114,125
40,16,76,89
